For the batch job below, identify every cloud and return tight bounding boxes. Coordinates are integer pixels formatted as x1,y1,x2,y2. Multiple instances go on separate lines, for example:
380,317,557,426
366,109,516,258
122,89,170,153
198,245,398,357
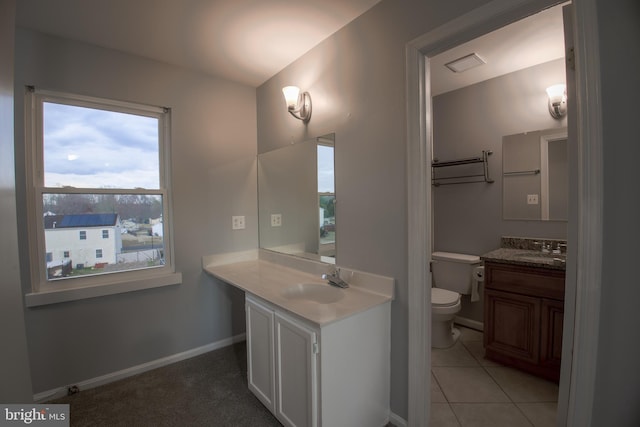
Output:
317,145,334,193
43,102,160,189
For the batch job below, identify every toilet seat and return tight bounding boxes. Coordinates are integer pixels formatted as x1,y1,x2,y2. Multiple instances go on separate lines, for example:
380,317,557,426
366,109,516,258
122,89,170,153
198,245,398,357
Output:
432,288,460,307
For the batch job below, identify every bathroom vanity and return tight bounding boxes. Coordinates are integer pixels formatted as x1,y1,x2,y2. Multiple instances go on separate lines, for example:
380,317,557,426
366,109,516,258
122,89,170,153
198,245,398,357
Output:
203,250,394,427
482,243,566,382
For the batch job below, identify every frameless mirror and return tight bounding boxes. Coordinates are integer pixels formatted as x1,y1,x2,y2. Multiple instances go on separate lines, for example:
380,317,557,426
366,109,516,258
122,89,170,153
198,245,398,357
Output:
258,133,336,262
503,127,568,221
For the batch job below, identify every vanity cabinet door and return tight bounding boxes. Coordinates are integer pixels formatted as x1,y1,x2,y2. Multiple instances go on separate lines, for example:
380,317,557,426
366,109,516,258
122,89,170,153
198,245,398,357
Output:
246,297,276,413
540,298,564,370
484,288,541,364
274,312,318,427
484,261,565,381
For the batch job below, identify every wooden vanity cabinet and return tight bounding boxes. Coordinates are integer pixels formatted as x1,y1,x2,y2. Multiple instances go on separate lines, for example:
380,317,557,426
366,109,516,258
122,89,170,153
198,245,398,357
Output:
483,261,565,382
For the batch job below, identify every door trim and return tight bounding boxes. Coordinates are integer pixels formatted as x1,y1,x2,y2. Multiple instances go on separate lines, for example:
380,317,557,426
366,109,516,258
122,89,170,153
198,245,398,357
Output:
405,0,603,425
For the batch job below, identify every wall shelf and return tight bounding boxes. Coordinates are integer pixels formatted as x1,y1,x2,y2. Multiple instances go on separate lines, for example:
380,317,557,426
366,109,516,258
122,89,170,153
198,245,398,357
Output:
432,150,494,186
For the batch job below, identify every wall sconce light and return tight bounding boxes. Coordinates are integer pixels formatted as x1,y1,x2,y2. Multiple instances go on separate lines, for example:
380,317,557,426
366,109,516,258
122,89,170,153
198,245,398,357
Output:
546,84,567,119
282,86,312,123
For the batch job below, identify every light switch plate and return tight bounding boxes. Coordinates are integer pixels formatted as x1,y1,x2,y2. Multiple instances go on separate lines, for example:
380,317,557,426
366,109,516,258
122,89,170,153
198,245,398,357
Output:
271,214,282,227
232,216,245,230
527,194,539,205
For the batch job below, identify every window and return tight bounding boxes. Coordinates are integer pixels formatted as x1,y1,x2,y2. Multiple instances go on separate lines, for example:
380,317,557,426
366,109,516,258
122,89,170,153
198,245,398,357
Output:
25,88,180,305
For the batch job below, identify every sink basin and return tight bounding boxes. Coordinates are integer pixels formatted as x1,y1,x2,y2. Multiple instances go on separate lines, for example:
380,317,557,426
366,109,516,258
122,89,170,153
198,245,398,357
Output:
281,283,345,304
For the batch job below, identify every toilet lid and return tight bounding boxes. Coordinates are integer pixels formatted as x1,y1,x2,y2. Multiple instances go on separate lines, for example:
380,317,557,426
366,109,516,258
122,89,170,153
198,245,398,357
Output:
432,288,460,307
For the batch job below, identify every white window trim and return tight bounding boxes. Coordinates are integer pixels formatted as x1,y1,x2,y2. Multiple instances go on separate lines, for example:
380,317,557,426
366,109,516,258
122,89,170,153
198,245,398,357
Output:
24,88,181,307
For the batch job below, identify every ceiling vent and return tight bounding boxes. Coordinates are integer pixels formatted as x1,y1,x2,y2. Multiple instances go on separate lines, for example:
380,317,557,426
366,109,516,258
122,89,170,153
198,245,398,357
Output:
444,53,486,73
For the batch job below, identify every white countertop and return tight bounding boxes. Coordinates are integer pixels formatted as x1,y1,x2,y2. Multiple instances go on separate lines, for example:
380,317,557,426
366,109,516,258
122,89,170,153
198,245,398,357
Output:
204,254,393,327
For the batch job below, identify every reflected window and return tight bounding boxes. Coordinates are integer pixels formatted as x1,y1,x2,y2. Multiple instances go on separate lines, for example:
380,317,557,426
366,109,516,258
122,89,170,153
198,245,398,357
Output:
318,144,335,245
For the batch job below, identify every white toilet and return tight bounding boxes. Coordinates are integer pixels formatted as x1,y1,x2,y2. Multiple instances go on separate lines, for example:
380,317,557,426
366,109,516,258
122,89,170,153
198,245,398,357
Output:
431,251,482,348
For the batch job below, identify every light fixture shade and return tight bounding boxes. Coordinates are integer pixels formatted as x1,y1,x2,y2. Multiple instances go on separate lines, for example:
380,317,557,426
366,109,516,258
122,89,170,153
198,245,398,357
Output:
282,86,300,108
546,84,565,99
546,84,567,119
282,85,312,123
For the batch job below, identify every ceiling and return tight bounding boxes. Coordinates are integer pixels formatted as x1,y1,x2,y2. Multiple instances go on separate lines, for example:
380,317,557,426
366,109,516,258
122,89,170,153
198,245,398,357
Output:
431,5,565,96
16,0,384,87
16,1,564,91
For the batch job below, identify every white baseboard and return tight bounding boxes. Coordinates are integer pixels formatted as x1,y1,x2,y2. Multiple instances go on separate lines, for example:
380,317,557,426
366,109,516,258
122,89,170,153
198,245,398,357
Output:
389,411,408,427
454,316,484,332
34,333,247,402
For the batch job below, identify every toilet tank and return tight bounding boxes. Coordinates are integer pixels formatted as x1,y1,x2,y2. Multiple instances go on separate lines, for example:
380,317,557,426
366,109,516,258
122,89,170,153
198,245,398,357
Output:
431,251,481,294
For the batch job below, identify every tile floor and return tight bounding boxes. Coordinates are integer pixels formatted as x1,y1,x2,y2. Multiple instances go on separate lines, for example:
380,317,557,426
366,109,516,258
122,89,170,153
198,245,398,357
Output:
430,326,559,427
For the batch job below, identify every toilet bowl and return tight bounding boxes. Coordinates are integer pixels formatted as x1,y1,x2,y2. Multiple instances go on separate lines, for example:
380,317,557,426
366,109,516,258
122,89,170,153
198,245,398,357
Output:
431,287,461,348
430,251,482,348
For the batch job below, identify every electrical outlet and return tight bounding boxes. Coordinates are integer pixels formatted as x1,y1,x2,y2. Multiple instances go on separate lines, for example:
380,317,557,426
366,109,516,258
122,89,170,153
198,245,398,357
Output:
232,215,245,230
527,194,539,205
271,214,282,227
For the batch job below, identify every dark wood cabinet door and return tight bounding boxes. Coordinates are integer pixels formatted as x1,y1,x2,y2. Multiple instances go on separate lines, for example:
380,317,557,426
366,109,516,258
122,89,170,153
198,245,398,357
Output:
541,298,564,371
484,288,541,364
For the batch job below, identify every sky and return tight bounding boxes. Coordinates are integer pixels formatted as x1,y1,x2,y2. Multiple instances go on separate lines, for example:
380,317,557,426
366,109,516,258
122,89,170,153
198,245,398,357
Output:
317,144,335,193
44,101,335,193
43,102,160,189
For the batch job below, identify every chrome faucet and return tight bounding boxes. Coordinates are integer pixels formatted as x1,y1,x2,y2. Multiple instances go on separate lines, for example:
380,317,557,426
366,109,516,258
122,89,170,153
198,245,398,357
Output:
322,267,349,288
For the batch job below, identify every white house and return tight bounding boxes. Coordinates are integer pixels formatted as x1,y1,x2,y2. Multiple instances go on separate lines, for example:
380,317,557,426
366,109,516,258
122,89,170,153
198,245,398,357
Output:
44,213,123,271
151,219,163,237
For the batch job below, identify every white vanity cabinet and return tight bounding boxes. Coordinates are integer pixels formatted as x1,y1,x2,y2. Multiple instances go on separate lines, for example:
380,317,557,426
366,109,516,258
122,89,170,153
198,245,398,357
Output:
246,295,317,427
245,294,390,427
246,296,277,413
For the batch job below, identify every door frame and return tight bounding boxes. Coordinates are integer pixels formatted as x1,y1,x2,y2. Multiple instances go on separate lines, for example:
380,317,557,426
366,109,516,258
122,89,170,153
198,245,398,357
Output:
405,0,603,425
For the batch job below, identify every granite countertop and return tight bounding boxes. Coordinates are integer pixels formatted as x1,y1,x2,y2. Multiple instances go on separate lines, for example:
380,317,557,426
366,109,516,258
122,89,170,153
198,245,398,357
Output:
481,247,566,271
203,253,393,327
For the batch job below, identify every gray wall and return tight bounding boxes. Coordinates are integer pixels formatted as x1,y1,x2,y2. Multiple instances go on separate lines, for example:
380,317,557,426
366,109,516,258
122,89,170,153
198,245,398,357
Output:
594,0,640,424
433,59,568,256
433,61,567,322
258,140,319,254
6,0,640,423
0,0,33,402
14,28,258,394
257,0,640,421
256,0,499,418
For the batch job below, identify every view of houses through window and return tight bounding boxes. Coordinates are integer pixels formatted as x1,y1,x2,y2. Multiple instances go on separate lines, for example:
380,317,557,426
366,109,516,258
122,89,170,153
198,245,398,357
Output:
29,91,171,285
43,193,165,280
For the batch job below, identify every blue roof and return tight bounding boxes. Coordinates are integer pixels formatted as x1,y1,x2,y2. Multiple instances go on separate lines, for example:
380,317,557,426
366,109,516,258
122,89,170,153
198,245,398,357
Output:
46,213,119,229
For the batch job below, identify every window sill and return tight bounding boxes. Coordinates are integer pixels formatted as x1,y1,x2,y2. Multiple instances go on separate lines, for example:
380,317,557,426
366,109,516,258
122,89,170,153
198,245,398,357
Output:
25,272,182,307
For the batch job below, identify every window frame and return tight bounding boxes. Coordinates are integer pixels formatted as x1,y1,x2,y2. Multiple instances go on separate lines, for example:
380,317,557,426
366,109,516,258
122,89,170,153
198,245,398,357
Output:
24,88,181,306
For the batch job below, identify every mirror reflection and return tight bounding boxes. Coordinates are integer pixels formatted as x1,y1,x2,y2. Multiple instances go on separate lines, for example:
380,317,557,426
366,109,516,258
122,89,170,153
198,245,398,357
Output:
503,128,568,221
258,133,336,262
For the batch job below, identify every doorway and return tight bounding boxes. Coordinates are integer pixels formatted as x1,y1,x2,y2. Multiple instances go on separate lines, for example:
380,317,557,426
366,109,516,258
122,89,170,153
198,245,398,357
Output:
405,0,604,426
